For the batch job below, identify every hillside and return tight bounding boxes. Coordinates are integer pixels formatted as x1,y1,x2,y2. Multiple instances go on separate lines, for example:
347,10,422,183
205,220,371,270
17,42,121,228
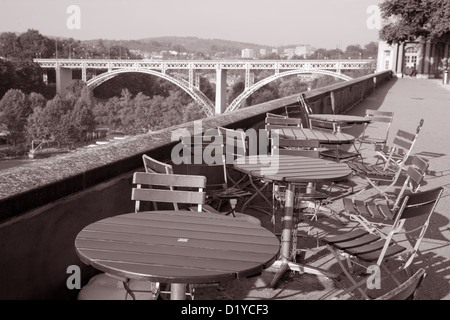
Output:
83,36,280,57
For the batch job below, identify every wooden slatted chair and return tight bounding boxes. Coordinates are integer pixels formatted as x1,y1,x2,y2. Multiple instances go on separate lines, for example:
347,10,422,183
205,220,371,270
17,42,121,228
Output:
348,118,424,201
218,126,273,218
355,109,394,152
374,119,424,169
342,155,429,235
323,187,443,300
298,93,360,162
175,132,260,225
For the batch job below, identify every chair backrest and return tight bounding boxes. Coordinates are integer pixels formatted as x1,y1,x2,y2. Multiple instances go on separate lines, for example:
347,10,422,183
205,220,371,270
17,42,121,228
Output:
265,113,303,131
298,93,336,131
142,154,173,174
142,154,177,210
392,155,429,209
359,109,395,146
217,126,248,161
284,105,303,118
132,172,207,213
178,132,229,194
380,186,443,267
270,131,320,158
377,119,424,171
375,268,426,300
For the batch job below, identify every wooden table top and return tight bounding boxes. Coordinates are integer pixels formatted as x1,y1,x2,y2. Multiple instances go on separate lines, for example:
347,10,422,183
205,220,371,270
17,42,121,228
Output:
276,127,355,144
234,154,352,183
75,211,280,284
308,114,371,125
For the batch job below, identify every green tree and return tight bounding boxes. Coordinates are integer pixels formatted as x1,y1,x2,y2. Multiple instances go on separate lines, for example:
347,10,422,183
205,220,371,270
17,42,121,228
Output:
278,77,309,97
247,84,279,106
228,81,245,105
72,87,97,140
13,61,47,94
379,0,450,44
0,89,32,145
17,29,54,59
198,76,215,102
38,95,71,146
0,59,16,98
28,92,47,110
0,32,19,59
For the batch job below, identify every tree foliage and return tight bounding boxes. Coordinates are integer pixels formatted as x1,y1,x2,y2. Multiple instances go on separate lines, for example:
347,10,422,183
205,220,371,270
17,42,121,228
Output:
379,0,450,44
0,89,32,145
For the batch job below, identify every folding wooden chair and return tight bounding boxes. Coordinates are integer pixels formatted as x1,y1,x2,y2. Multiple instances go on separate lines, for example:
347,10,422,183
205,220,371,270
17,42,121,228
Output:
348,118,425,201
298,93,361,162
374,118,424,169
218,126,273,218
355,109,394,152
323,187,443,300
174,131,260,225
342,155,429,235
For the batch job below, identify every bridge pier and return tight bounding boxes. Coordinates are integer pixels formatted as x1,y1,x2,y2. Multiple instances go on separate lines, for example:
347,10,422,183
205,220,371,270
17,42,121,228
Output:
56,67,72,97
215,69,227,114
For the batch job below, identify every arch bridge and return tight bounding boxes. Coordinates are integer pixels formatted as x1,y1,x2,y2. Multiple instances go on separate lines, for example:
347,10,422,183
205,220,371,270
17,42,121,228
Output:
34,58,376,116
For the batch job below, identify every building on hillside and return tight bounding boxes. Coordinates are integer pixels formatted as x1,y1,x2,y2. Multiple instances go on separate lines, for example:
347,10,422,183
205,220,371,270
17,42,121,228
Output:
259,48,267,57
295,45,313,58
241,48,255,59
377,39,450,79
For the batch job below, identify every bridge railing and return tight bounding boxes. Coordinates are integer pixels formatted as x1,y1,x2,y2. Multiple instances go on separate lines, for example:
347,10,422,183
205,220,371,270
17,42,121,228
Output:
33,58,377,71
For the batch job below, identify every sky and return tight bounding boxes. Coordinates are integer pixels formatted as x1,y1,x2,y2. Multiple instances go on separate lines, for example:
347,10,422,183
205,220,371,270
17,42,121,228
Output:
0,0,384,50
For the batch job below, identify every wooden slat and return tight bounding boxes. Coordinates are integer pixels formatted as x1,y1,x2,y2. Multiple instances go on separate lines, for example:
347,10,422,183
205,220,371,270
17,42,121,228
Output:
133,172,206,188
132,188,206,205
332,234,379,250
76,238,277,263
81,222,277,247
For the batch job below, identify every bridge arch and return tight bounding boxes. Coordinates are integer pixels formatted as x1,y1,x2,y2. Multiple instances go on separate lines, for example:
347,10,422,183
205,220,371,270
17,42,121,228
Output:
225,69,353,113
86,68,215,117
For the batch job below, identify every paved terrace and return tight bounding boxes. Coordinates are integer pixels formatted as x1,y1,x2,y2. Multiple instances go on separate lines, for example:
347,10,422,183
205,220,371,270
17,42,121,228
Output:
191,77,450,300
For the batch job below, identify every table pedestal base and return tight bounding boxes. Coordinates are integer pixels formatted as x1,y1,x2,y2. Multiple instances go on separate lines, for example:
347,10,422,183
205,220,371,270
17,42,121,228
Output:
269,258,339,288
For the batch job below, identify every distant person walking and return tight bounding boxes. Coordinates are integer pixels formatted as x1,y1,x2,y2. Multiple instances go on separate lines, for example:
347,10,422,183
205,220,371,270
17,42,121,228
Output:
411,63,417,77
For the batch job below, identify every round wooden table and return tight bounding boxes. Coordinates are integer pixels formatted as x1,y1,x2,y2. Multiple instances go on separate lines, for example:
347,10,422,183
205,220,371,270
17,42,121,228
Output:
75,210,280,299
234,154,352,287
276,127,355,145
308,114,371,132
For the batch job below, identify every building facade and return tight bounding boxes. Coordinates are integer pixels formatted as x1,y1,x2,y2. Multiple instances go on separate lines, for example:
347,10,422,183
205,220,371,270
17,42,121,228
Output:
377,38,450,78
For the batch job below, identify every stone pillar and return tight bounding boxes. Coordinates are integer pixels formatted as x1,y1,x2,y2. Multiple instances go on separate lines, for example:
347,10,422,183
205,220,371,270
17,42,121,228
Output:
396,43,405,77
215,68,227,114
55,67,72,97
417,41,426,75
81,64,87,82
423,41,432,78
